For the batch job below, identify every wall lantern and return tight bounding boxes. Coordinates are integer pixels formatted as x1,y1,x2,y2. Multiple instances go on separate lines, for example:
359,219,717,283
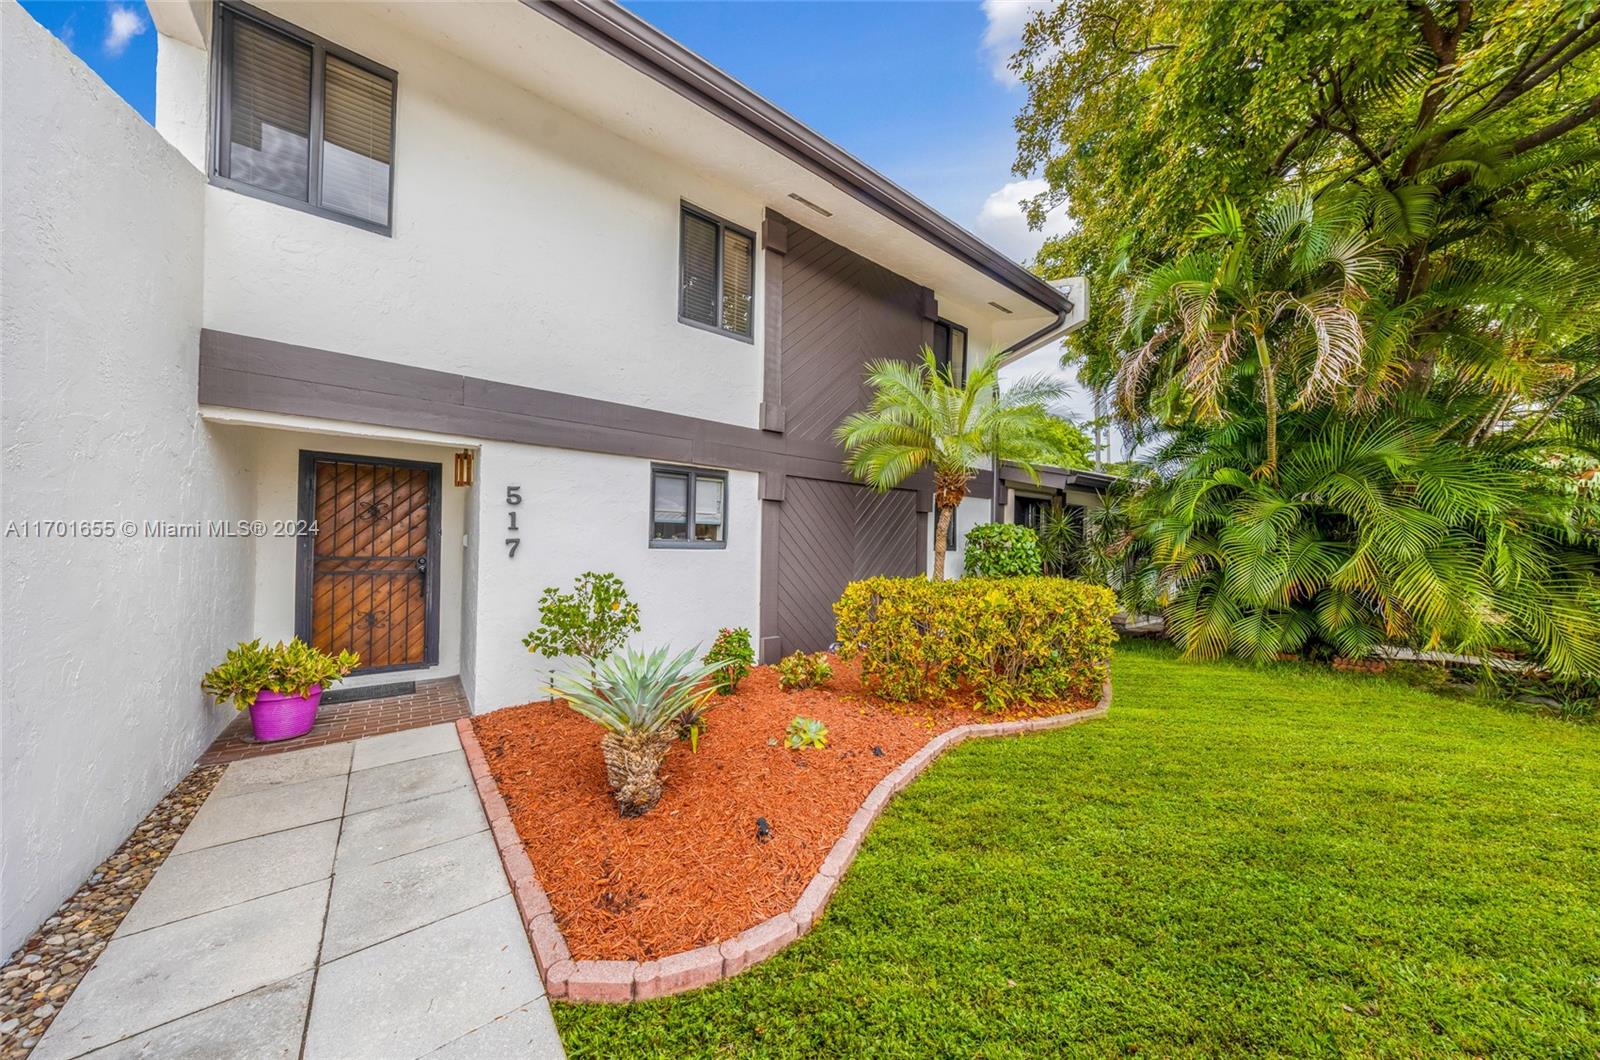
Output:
454,449,475,487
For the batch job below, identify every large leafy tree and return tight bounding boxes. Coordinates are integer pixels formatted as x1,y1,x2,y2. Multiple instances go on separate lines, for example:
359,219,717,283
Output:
1121,196,1381,474
1038,412,1096,469
837,349,1066,580
1013,0,1600,418
1009,1,1600,672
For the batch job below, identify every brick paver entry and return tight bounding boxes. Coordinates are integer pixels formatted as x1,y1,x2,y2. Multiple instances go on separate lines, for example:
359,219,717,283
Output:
200,679,469,766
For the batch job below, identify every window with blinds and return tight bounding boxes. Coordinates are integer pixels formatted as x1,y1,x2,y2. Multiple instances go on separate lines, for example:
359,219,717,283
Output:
678,205,755,340
650,466,730,548
215,4,396,233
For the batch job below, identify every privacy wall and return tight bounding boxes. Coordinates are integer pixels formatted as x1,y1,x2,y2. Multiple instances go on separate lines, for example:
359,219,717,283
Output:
0,7,254,954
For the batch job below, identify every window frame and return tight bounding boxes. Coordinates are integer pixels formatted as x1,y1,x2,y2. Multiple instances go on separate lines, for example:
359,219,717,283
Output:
677,202,756,343
1014,494,1053,532
209,0,398,236
931,318,970,385
649,464,731,550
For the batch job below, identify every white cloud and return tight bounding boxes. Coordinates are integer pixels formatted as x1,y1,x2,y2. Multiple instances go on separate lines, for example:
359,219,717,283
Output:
972,178,1071,262
103,5,147,57
980,0,1051,85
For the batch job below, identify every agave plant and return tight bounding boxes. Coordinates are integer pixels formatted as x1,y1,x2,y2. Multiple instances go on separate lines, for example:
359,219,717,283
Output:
547,645,720,816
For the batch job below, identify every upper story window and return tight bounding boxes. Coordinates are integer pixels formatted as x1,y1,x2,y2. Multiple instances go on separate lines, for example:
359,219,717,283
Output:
931,319,968,384
214,3,396,234
679,204,755,341
651,465,728,548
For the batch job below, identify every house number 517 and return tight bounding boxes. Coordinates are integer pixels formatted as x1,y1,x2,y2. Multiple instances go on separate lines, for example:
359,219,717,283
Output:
505,485,522,558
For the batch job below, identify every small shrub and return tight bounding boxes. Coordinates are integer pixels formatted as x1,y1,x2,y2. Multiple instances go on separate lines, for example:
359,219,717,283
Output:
834,576,1116,709
702,627,755,695
777,651,832,691
676,703,709,751
962,523,1044,578
523,572,641,665
785,716,829,749
201,638,359,711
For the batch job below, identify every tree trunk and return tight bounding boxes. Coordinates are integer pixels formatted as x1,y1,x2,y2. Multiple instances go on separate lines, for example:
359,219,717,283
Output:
931,468,970,581
600,728,675,817
932,505,953,580
1254,332,1279,476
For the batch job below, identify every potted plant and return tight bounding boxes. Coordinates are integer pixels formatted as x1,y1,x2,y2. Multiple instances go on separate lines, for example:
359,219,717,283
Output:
202,638,360,742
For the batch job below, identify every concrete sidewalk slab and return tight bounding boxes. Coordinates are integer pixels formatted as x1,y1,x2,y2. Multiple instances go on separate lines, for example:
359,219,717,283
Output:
344,750,472,815
424,1000,565,1059
32,881,327,1060
333,785,487,871
69,971,314,1060
322,829,507,961
303,895,542,1060
33,725,561,1060
117,820,339,936
350,724,461,772
211,743,353,798
173,774,347,854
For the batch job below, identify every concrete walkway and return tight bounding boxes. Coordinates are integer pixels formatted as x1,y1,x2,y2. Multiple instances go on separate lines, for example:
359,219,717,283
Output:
33,725,564,1060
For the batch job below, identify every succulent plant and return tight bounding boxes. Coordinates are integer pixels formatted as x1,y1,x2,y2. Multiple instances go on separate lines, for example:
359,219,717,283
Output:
785,716,829,750
548,645,720,816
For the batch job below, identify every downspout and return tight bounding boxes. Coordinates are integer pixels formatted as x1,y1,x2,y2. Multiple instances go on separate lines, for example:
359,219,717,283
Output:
993,289,1076,523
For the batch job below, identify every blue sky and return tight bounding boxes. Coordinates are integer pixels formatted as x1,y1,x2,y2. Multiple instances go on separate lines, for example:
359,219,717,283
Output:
18,1,158,118
18,1,1098,431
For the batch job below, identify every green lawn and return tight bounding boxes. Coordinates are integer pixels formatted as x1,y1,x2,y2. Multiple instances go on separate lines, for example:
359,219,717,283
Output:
554,641,1600,1057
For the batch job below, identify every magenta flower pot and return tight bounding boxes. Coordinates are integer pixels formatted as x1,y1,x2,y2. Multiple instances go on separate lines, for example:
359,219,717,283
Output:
249,686,322,742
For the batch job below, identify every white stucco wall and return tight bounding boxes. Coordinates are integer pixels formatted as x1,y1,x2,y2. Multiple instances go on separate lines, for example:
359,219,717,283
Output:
934,494,992,580
463,444,761,712
154,32,209,172
153,3,769,430
240,428,468,688
1,5,255,954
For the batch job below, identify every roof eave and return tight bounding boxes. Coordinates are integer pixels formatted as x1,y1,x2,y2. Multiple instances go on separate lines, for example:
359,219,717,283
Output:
522,0,1070,318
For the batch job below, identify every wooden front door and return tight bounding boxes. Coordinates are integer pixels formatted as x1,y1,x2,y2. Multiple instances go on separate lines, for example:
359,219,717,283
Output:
297,453,440,673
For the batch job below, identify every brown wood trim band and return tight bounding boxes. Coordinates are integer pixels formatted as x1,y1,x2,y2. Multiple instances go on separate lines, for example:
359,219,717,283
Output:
197,329,993,499
761,210,786,433
458,678,1111,1002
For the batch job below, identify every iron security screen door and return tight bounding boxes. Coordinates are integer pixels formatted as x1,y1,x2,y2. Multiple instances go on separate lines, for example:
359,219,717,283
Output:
297,453,440,673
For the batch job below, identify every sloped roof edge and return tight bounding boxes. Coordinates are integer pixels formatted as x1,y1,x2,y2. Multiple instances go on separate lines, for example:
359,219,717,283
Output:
523,0,1071,317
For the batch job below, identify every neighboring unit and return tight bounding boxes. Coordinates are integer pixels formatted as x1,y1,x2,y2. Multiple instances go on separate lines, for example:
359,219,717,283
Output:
0,0,1084,953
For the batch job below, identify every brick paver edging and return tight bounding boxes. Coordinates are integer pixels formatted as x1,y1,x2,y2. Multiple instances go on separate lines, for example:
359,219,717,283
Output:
456,676,1111,1003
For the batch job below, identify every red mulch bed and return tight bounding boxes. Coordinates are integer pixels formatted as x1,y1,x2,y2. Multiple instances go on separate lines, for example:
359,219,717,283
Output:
471,656,1096,961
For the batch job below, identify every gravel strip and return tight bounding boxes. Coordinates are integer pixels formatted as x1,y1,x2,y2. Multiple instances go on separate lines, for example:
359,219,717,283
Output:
0,765,225,1058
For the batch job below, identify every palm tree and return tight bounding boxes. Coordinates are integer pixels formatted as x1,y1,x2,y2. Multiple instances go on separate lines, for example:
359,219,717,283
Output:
1119,411,1600,677
1120,196,1381,476
836,348,1067,579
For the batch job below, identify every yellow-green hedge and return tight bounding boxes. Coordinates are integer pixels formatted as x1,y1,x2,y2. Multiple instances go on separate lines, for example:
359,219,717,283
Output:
834,576,1117,710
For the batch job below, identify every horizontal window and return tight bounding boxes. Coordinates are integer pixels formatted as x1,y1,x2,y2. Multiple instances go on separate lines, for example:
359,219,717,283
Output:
651,466,729,548
214,2,396,233
679,205,755,340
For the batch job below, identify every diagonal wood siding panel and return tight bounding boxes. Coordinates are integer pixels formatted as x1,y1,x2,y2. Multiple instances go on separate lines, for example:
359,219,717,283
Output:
853,488,919,581
778,222,930,442
777,477,919,654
